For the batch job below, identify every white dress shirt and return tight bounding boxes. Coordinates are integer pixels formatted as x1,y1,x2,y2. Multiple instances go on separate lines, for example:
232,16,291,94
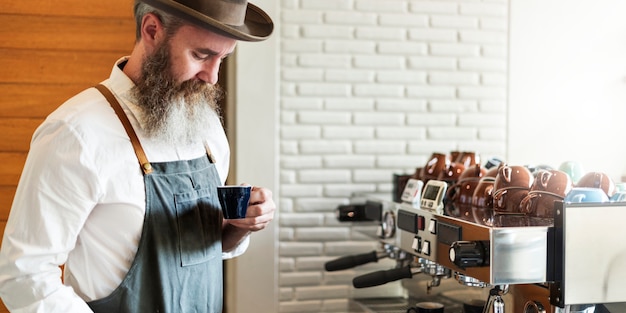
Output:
0,57,248,312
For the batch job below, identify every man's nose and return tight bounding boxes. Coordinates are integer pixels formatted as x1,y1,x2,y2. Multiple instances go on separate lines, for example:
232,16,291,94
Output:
196,58,221,85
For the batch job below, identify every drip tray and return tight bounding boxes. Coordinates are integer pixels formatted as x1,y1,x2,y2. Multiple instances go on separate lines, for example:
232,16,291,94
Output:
352,295,464,313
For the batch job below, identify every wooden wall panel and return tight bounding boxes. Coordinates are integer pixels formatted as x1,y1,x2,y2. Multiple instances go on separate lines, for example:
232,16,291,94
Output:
0,188,15,220
1,1,134,18
0,0,134,310
1,14,135,51
0,83,86,118
0,49,124,85
0,153,27,186
0,118,42,152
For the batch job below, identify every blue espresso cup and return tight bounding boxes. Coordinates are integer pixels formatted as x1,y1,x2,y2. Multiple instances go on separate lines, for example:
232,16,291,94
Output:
217,185,251,219
610,191,626,202
564,187,609,203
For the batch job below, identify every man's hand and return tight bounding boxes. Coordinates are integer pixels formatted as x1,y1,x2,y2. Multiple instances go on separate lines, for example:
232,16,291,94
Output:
226,186,275,232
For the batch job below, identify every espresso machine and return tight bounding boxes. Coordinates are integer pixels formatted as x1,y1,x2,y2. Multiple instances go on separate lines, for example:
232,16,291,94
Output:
326,153,626,313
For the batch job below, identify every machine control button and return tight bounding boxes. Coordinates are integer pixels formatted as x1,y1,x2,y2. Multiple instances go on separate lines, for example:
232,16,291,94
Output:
417,215,425,231
422,240,431,255
449,241,490,268
412,236,422,252
428,219,437,234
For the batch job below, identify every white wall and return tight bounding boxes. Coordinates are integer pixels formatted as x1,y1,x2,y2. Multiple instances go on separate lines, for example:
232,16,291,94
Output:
227,0,279,312
276,0,508,312
508,0,626,181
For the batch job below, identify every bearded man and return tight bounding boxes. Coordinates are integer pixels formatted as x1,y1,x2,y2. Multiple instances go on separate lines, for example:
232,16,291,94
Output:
0,0,276,312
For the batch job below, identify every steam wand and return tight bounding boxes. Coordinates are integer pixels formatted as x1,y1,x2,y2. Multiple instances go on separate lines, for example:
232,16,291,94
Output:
483,284,508,313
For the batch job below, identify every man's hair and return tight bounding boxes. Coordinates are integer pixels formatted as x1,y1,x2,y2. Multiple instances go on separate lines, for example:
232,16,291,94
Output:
133,1,186,41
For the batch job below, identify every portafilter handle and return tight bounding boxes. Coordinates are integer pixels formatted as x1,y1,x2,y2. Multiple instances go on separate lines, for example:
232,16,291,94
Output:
352,266,420,288
324,250,386,271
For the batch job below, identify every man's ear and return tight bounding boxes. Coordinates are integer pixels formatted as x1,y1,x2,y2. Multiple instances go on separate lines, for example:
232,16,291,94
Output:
140,13,164,48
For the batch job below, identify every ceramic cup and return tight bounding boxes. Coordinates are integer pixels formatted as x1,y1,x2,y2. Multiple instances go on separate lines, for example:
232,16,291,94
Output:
463,299,486,313
471,177,496,225
492,164,533,214
520,169,573,218
558,161,585,185
217,185,251,219
611,191,626,202
407,302,444,313
576,171,616,198
444,164,484,218
422,152,450,183
438,162,466,185
455,151,480,168
564,187,610,203
449,165,486,208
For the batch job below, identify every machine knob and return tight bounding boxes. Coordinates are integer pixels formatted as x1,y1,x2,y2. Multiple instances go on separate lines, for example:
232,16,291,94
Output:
449,241,490,268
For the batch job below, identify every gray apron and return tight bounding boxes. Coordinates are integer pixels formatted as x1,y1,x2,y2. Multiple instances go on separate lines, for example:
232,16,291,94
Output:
87,85,223,312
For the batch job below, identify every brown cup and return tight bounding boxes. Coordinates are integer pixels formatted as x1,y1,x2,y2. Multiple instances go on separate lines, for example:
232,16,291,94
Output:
445,164,486,218
576,171,616,198
520,169,573,218
471,177,495,225
422,152,449,183
449,165,486,208
450,151,461,163
411,167,424,181
492,164,533,214
455,151,480,168
438,162,466,184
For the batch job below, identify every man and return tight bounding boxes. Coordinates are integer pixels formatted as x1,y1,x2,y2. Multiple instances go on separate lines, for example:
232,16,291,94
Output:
0,0,276,312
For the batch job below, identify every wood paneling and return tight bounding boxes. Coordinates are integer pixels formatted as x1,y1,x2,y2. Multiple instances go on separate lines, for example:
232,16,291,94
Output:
1,1,134,18
0,118,42,152
0,188,15,220
0,14,135,51
0,1,133,310
0,152,27,187
0,49,125,84
0,83,86,118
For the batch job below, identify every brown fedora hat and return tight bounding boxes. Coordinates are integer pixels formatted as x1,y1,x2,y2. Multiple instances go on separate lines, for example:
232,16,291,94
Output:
140,0,273,41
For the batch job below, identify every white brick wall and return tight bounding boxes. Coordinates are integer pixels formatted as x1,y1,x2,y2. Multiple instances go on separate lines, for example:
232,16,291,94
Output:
278,0,508,311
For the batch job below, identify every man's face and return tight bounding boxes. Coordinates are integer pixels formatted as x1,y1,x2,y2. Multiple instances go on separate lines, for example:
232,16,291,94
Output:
131,24,236,145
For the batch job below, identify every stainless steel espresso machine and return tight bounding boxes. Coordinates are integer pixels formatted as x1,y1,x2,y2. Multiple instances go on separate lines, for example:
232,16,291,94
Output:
326,159,626,313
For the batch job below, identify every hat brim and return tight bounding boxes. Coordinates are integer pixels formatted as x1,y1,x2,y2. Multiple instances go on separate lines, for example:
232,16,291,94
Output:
142,0,274,42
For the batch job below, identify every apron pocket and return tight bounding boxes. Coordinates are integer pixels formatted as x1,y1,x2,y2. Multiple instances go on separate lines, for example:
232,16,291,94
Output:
175,188,221,266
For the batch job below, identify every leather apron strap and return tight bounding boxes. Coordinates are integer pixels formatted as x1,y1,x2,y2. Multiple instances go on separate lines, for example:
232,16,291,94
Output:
94,84,153,175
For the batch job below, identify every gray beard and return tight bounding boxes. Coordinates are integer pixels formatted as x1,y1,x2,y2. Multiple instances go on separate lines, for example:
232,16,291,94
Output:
130,39,222,146
149,97,215,146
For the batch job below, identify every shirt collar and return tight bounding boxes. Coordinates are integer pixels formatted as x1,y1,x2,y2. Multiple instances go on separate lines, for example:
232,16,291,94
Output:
107,57,150,130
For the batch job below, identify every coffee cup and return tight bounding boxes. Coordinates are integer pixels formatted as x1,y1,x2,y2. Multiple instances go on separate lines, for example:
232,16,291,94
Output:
558,161,584,185
471,177,496,225
217,185,251,219
615,182,626,192
422,152,450,183
520,169,573,218
455,151,480,168
492,164,533,214
564,187,609,203
576,171,615,198
438,162,466,184
464,299,486,313
610,191,626,202
407,302,444,313
448,164,486,211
